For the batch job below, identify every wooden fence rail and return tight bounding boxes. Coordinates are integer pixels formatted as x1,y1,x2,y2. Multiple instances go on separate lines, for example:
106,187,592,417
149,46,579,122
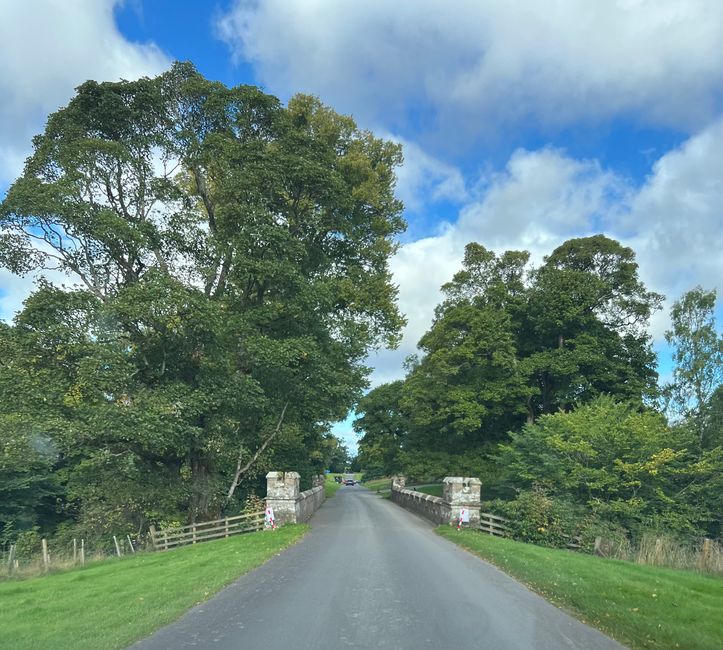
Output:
479,512,509,537
150,511,265,551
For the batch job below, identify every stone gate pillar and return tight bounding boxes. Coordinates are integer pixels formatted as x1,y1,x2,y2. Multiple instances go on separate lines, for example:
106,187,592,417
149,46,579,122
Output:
391,475,406,491
266,471,300,525
443,477,481,526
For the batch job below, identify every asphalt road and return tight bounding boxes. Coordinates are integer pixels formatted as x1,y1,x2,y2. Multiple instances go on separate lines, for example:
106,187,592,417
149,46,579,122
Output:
132,486,623,650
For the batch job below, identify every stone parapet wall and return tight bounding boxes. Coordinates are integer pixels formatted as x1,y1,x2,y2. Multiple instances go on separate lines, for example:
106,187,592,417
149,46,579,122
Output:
297,484,325,522
265,472,326,525
391,487,447,524
390,476,481,526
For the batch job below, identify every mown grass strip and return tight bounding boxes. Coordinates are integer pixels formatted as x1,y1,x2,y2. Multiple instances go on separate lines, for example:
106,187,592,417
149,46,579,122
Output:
0,525,308,650
437,528,723,650
361,477,391,492
413,483,442,497
325,474,343,497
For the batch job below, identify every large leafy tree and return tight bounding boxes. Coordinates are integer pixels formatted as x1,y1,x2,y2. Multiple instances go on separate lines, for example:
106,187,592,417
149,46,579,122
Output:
401,244,531,451
664,287,723,445
0,63,405,532
353,380,407,477
387,236,661,463
524,235,662,419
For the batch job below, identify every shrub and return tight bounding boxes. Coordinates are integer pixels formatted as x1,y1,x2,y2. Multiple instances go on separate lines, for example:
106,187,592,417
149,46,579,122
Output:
14,528,41,559
487,487,596,548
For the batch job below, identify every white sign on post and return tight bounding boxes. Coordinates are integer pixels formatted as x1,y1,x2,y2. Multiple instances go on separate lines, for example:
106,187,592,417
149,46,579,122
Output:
459,508,470,523
264,506,276,530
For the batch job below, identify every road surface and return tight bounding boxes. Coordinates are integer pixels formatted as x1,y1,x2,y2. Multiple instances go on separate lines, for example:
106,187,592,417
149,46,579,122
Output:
133,486,623,649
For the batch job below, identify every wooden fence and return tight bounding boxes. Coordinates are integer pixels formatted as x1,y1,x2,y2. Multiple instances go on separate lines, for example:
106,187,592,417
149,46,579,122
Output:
477,513,583,550
149,511,265,551
479,512,509,537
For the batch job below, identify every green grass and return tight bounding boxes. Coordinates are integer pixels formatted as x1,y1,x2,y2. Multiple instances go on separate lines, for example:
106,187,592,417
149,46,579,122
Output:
361,477,391,492
0,525,308,650
437,528,723,650
413,483,442,497
360,479,442,498
325,474,343,497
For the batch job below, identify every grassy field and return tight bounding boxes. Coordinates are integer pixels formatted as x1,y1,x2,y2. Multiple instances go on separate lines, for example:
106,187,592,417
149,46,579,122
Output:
360,477,391,492
361,479,442,498
414,483,442,497
0,525,308,650
325,473,343,497
437,528,723,650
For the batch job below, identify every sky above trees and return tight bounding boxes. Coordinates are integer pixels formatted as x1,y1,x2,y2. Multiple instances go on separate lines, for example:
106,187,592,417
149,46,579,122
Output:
1,1,723,451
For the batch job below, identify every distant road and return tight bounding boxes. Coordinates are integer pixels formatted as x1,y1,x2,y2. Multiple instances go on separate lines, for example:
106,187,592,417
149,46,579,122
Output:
133,487,623,649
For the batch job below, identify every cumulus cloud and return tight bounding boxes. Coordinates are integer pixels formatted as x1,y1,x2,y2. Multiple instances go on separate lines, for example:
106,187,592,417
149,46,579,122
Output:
389,136,468,213
619,116,723,338
218,0,723,140
369,122,723,386
0,0,169,185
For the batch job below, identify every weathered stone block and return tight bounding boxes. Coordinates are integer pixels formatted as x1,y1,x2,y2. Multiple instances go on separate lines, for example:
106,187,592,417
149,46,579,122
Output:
265,471,301,525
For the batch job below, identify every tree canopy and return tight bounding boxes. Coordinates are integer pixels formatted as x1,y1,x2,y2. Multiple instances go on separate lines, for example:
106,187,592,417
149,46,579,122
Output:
0,62,406,537
360,236,663,476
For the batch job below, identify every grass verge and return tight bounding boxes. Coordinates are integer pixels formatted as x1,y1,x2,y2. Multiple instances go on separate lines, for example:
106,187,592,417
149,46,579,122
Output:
413,483,442,497
325,474,343,498
0,525,308,650
361,477,391,492
437,528,723,650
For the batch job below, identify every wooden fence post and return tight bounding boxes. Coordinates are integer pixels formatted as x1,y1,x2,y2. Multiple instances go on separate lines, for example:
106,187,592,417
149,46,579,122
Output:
225,517,229,538
80,539,85,565
149,526,157,550
7,544,15,576
192,524,197,544
73,538,77,564
113,535,122,558
42,538,50,572
699,538,712,571
593,537,603,556
654,537,663,565
126,534,136,554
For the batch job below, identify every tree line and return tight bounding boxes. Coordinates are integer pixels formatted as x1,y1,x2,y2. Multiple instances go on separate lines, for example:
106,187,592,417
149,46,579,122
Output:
0,63,395,547
355,238,723,542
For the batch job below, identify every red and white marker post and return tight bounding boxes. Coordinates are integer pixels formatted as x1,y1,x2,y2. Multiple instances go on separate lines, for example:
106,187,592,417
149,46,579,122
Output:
264,506,276,530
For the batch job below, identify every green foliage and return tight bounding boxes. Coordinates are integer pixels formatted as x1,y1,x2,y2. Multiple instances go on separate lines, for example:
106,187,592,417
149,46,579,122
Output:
664,286,723,445
353,380,406,476
488,488,587,547
496,396,711,535
487,487,627,550
356,236,662,494
14,529,42,559
0,63,405,536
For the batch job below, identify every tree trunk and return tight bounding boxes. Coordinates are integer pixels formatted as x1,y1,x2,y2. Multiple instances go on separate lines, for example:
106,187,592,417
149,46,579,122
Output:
189,455,212,523
227,402,289,499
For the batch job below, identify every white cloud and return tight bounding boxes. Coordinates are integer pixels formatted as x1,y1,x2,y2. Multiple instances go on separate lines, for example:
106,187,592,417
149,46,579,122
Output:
0,0,169,184
369,122,723,386
369,146,625,384
618,116,723,339
218,0,723,139
391,136,468,212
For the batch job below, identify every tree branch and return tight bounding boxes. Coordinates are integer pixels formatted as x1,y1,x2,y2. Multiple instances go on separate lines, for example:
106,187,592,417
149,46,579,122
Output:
226,402,289,499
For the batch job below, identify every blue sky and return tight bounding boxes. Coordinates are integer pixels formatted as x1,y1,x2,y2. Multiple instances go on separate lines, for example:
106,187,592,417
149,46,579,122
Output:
2,1,723,452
